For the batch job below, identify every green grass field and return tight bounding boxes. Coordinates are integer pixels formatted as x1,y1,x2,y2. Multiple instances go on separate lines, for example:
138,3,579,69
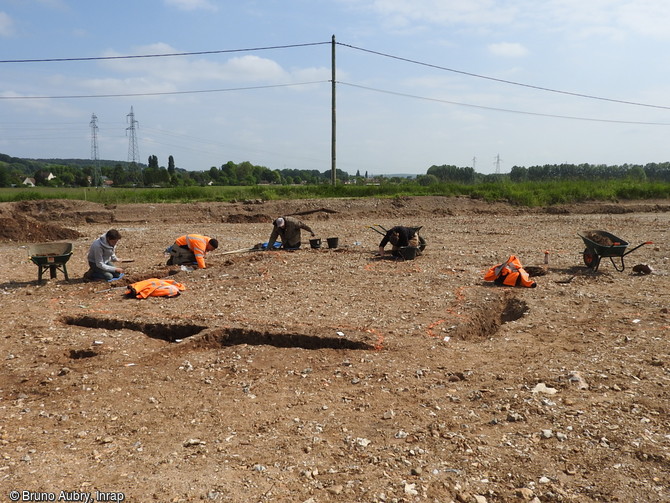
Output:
1,179,669,206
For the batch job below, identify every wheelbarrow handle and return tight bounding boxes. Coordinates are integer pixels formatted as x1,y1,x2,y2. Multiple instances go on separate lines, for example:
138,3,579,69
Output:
367,226,387,236
622,241,654,257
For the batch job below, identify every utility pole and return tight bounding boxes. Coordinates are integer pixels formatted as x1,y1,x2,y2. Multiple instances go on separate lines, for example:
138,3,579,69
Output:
331,34,336,186
494,154,502,175
89,113,101,187
126,106,141,184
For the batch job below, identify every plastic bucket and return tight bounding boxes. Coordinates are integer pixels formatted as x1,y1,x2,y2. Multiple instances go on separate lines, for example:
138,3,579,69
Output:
326,237,339,249
309,238,321,249
399,246,418,260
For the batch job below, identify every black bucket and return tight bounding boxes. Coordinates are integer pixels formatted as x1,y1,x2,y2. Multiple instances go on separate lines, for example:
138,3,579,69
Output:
309,238,321,249
326,237,339,249
399,246,419,260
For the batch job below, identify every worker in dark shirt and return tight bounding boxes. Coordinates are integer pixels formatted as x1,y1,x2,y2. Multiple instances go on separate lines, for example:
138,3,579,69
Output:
266,216,315,249
378,225,421,257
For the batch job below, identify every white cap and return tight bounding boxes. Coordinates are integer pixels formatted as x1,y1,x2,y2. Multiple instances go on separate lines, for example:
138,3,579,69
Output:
276,217,285,228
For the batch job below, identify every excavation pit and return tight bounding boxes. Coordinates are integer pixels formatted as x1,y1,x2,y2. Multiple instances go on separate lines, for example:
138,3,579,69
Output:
69,349,98,359
501,296,529,323
62,315,207,343
197,327,375,351
61,315,375,350
449,292,529,341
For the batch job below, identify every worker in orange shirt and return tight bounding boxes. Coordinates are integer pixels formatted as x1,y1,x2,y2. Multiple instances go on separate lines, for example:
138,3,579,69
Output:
166,234,218,269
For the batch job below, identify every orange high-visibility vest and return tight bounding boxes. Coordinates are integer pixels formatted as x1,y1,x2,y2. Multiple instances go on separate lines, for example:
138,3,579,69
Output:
484,255,536,288
175,234,211,269
126,278,186,298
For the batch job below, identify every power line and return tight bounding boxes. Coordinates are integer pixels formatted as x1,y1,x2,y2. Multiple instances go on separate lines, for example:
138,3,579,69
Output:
337,42,670,111
2,36,669,113
0,42,331,64
0,81,329,100
338,81,670,126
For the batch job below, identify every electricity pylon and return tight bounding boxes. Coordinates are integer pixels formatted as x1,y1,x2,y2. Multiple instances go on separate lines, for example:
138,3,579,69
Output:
89,113,102,187
126,106,142,185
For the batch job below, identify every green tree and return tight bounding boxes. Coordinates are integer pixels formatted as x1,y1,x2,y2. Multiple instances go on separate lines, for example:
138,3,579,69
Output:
628,166,647,182
510,166,528,182
417,174,439,186
0,165,8,187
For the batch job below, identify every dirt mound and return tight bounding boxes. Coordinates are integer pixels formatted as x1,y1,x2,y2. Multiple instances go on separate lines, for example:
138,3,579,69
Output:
12,199,113,224
583,230,615,246
0,213,81,242
225,213,272,223
0,199,116,242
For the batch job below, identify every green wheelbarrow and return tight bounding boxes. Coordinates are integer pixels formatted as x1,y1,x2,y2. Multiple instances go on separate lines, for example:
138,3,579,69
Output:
578,230,652,272
28,242,74,282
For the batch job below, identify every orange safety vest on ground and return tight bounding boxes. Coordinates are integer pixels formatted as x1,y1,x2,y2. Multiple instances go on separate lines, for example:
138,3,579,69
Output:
484,255,536,288
126,278,186,298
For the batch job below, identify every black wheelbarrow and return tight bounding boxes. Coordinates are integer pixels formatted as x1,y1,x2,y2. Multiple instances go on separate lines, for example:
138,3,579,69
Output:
28,242,74,282
578,230,652,272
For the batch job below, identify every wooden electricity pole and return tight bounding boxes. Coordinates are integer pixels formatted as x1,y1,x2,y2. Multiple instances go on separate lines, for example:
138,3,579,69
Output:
331,34,337,185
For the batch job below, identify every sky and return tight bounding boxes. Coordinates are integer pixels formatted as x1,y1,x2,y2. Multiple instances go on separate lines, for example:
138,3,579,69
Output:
2,0,670,176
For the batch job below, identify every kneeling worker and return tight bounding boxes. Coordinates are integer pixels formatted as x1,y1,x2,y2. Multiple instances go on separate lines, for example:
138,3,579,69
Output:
166,234,218,268
378,225,422,258
86,228,125,281
267,216,315,249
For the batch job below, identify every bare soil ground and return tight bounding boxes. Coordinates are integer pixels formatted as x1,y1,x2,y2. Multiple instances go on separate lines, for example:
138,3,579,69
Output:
0,196,669,503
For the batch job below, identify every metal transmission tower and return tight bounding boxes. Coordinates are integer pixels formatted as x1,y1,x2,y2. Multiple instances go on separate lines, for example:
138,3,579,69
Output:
125,106,141,184
494,154,502,175
89,113,102,187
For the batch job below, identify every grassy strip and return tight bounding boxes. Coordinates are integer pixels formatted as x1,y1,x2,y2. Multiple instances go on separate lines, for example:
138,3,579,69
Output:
1,180,668,206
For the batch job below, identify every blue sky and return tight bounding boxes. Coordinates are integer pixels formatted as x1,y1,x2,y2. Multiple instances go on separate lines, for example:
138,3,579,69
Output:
1,0,670,176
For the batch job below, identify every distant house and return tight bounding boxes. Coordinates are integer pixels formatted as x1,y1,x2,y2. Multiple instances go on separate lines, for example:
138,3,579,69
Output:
22,177,36,187
46,172,56,181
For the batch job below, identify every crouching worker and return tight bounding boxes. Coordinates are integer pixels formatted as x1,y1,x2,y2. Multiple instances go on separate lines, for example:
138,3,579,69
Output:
266,216,315,250
166,234,218,269
378,225,423,258
85,229,124,281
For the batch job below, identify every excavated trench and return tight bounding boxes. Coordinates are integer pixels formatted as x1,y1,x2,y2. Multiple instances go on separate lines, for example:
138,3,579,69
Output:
191,327,373,351
447,291,529,341
61,315,208,343
61,315,374,350
61,291,527,353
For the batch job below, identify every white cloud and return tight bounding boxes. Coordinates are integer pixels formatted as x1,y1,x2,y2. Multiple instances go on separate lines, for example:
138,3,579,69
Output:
344,0,670,41
97,44,297,88
82,77,178,97
164,0,217,11
352,0,517,27
0,12,14,37
487,42,528,58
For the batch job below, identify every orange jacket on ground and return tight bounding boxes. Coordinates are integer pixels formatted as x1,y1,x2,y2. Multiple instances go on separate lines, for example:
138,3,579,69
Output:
126,278,186,298
175,234,213,269
484,255,536,288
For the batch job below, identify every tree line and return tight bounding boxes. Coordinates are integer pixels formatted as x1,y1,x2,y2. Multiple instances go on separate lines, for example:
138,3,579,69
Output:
2,151,670,188
0,153,354,188
422,162,670,183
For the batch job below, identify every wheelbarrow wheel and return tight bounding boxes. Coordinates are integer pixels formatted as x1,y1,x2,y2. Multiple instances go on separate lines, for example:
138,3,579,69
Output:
583,248,600,270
